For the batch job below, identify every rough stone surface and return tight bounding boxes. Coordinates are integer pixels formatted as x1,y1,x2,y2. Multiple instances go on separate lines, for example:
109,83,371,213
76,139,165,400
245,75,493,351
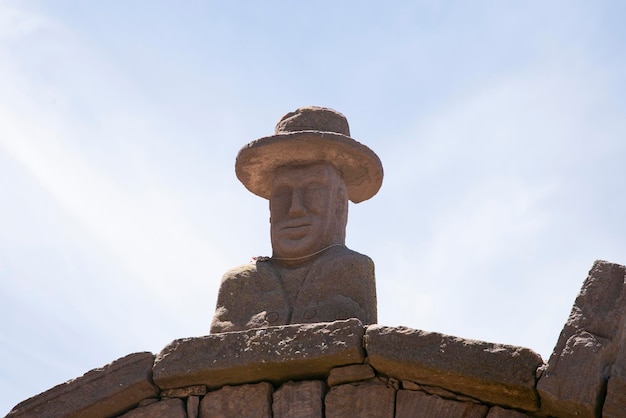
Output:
187,396,200,418
402,380,421,391
154,319,364,389
421,384,481,403
537,332,608,417
6,352,158,418
327,364,375,386
365,325,542,411
137,398,159,406
603,374,626,418
161,385,207,398
199,382,273,418
537,260,626,418
119,398,186,418
325,381,395,418
485,406,532,417
386,376,400,390
395,390,488,418
272,380,324,418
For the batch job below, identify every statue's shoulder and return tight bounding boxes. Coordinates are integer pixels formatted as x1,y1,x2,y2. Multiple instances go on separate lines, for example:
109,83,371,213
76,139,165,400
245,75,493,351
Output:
221,262,260,281
322,245,374,266
220,260,278,283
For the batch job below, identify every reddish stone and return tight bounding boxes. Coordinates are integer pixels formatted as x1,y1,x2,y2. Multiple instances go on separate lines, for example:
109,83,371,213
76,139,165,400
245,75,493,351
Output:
396,390,488,418
386,377,400,390
421,384,480,403
325,381,395,418
485,406,532,417
537,261,626,418
199,382,273,418
603,374,626,418
327,364,375,386
187,396,200,418
154,319,364,390
402,380,422,390
138,398,159,406
365,325,542,412
161,385,207,398
272,380,324,418
119,398,186,418
6,352,158,418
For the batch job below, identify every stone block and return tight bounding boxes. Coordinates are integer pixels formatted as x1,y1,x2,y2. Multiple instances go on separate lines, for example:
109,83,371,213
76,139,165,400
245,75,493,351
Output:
485,406,532,417
420,384,480,403
386,376,400,390
272,380,324,418
161,384,207,398
199,382,273,418
401,380,421,390
119,398,186,418
603,374,626,418
325,381,395,418
187,396,200,418
365,325,542,411
154,319,365,390
396,390,488,418
6,352,158,418
537,260,626,418
327,364,375,386
138,398,159,406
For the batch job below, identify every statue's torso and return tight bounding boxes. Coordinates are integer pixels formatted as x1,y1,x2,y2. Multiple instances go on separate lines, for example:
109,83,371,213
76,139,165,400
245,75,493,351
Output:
210,245,377,333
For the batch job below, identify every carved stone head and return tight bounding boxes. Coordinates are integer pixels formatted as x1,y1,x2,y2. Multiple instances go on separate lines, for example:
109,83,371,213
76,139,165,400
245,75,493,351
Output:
235,106,383,259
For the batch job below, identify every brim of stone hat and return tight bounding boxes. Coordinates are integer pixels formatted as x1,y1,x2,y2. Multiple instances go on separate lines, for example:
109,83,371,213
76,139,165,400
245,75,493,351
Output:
235,131,383,203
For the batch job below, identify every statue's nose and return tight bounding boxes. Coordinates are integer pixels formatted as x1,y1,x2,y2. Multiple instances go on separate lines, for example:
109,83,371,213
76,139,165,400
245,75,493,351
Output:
288,189,307,217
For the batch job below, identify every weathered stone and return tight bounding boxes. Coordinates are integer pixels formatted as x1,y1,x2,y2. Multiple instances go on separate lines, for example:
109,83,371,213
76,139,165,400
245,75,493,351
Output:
537,332,608,417
421,384,481,403
161,384,207,398
537,260,626,418
187,396,200,418
327,364,375,386
272,380,324,418
603,374,626,418
154,319,365,389
138,398,159,406
199,382,273,418
6,352,158,418
325,381,395,418
485,406,532,417
119,398,186,418
395,390,488,418
387,377,400,390
401,380,422,390
365,325,542,411
212,106,383,333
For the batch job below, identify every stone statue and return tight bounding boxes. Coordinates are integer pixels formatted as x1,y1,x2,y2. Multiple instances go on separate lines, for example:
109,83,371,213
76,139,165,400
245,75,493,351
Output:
210,106,384,333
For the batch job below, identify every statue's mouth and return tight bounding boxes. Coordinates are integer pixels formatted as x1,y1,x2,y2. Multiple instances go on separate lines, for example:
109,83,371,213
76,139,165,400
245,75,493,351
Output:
282,222,311,231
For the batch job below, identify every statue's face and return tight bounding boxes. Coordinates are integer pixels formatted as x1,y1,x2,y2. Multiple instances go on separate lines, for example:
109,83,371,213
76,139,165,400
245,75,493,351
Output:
270,162,348,260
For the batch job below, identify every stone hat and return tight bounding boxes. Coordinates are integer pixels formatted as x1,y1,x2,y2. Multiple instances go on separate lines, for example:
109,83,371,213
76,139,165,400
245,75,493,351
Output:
235,106,384,203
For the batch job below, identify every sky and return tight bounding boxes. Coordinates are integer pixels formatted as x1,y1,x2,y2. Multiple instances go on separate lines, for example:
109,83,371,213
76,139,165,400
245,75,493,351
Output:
1,0,625,413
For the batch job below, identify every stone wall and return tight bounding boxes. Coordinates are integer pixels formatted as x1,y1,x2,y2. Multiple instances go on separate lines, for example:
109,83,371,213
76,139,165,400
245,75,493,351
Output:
7,260,626,418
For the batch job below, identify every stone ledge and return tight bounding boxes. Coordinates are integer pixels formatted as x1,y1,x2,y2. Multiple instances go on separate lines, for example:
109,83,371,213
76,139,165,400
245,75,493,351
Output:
365,325,543,412
153,318,365,390
7,352,158,418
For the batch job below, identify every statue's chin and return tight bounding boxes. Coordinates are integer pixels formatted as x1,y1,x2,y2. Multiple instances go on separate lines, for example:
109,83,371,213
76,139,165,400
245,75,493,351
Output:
272,235,327,259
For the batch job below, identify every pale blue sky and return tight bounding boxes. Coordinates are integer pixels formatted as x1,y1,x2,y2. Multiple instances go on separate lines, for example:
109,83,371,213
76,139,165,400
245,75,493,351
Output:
1,1,626,414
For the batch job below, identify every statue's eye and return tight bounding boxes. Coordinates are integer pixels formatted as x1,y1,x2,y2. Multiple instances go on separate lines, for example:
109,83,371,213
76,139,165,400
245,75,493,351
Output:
306,183,324,192
271,186,291,200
